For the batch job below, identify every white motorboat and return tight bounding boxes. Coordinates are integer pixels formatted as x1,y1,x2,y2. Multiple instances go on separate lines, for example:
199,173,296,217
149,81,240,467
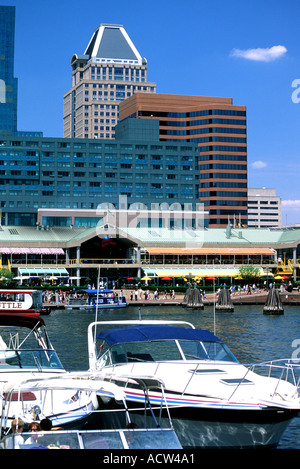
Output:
0,314,98,428
66,289,128,310
87,320,300,449
0,373,182,449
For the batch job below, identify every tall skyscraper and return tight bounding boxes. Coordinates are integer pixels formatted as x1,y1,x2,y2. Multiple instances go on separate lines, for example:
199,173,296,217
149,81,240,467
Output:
63,24,156,139
0,6,18,136
120,93,248,228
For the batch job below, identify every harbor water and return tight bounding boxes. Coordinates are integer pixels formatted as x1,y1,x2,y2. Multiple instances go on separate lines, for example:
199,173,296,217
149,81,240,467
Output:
42,303,300,449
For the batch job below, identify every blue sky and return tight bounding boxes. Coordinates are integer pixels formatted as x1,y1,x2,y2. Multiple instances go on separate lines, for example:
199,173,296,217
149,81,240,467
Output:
3,0,300,224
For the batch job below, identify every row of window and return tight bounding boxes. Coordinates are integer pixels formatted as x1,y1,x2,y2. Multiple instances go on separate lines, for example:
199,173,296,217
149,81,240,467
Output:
0,181,194,191
248,201,279,205
199,154,247,161
160,123,246,134
202,200,247,207
163,132,247,144
199,164,247,170
139,109,246,118
2,190,194,200
249,212,279,216
89,66,146,82
199,145,247,152
201,173,247,179
210,209,248,215
200,182,247,188
0,141,195,151
159,118,246,128
248,218,280,223
199,191,247,197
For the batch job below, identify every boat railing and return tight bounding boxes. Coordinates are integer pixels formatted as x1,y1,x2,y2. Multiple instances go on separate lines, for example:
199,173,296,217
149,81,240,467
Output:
105,358,300,404
248,358,300,387
225,359,300,402
0,427,182,450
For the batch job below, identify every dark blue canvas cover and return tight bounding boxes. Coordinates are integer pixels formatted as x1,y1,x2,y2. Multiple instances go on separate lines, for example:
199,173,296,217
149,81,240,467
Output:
96,326,221,347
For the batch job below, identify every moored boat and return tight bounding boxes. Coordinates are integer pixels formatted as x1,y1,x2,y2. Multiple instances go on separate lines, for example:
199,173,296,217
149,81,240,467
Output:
87,320,300,449
0,373,182,449
0,314,98,429
66,288,128,310
0,290,50,316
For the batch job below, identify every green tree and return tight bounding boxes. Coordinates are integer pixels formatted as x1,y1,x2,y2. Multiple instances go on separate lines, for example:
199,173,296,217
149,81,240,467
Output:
238,265,260,283
0,268,15,286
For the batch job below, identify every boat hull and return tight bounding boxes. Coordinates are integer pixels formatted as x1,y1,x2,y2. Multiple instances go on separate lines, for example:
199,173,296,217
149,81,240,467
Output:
97,397,297,449
159,405,297,449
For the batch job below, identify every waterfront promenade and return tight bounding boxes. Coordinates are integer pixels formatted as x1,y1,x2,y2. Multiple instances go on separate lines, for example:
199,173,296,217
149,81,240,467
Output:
123,291,300,306
44,289,300,309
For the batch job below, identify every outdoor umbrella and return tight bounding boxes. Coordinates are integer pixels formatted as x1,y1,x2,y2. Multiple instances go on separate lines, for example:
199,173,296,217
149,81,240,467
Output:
161,277,172,280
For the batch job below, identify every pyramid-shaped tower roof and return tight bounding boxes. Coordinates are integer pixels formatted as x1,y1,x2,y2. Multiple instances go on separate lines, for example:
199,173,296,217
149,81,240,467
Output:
84,24,145,65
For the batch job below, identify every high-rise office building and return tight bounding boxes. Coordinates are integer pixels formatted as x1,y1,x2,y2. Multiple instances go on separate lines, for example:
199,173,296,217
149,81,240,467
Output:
0,119,200,226
120,93,248,227
0,6,18,136
63,24,156,139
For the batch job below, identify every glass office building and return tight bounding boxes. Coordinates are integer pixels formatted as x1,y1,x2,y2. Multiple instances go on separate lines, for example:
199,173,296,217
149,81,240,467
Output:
0,6,18,136
0,119,200,226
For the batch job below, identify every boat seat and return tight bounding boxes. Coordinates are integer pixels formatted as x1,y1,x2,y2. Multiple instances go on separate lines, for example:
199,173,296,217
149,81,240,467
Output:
112,352,127,364
127,352,153,362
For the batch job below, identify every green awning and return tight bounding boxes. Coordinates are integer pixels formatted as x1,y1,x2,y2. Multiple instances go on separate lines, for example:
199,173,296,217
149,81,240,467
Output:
18,268,69,277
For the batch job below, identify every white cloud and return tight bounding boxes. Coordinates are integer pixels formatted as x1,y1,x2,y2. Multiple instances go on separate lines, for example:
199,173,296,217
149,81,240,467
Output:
251,160,267,169
282,200,300,208
231,45,287,62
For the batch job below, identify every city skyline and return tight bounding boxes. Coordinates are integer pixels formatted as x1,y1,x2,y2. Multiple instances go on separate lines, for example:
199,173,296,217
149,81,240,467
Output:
2,0,300,225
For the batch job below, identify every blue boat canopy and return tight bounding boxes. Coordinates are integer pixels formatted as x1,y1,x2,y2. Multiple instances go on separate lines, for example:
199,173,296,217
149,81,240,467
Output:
96,326,221,347
80,289,113,294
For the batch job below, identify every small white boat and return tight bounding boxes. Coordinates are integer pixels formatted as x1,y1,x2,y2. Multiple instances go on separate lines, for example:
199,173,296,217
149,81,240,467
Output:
0,374,98,432
0,373,182,449
66,289,128,310
88,320,300,449
0,290,50,316
0,314,98,428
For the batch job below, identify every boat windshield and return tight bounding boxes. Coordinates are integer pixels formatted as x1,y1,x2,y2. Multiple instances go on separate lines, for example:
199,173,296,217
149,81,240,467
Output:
178,340,238,362
100,339,238,365
0,349,63,370
0,428,182,450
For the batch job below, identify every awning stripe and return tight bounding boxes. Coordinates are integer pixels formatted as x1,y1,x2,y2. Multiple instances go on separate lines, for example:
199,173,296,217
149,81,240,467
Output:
18,267,69,277
145,247,275,255
0,247,64,255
